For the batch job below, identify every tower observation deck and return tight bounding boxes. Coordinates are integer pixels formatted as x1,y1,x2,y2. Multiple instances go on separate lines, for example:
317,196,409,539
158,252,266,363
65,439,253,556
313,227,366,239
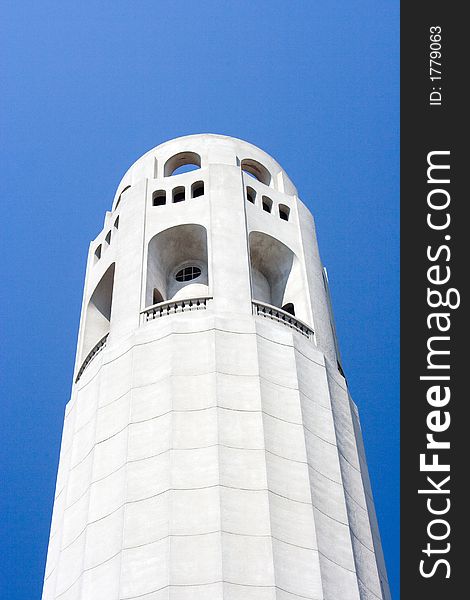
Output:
42,134,390,600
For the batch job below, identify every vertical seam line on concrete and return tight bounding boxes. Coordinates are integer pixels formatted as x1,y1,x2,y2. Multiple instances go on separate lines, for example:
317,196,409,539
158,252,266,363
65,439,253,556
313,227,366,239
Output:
214,334,224,593
240,169,255,304
293,335,326,600
66,338,104,599
81,345,106,598
324,369,363,600
139,178,149,316
348,396,388,598
44,400,77,598
207,167,214,300
207,165,215,303
254,332,279,595
116,340,134,596
168,331,175,593
294,195,316,336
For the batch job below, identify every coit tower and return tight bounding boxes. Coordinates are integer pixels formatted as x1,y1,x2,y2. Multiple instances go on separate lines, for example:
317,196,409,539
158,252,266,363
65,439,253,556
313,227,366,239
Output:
42,134,391,600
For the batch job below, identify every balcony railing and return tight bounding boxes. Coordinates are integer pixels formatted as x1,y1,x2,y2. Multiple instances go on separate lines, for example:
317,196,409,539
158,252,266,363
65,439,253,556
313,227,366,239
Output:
75,333,109,383
252,300,314,340
141,296,212,322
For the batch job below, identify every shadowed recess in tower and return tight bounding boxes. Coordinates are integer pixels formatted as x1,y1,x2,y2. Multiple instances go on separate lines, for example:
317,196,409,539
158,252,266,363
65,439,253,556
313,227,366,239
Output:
146,223,208,306
249,231,307,322
164,151,201,177
81,263,115,361
241,158,272,186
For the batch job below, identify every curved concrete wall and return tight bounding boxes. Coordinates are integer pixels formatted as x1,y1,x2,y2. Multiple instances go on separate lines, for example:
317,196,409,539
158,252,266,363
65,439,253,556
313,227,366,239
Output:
42,134,390,600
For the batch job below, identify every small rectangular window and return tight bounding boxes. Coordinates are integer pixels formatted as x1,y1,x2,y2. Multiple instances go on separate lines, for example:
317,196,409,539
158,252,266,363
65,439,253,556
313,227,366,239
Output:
279,204,290,221
191,181,204,198
262,196,273,213
173,186,186,203
152,190,166,206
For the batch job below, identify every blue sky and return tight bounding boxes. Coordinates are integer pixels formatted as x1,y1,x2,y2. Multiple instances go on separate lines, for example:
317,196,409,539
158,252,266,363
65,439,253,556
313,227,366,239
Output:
0,1,399,597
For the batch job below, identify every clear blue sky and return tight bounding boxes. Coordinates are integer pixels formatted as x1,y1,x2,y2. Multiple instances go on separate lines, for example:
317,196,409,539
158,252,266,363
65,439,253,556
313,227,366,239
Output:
0,1,399,597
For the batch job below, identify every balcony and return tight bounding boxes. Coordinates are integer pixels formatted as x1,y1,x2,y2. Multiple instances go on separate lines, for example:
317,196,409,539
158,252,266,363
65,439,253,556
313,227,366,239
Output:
75,333,109,383
141,296,212,323
252,300,314,340
74,298,311,384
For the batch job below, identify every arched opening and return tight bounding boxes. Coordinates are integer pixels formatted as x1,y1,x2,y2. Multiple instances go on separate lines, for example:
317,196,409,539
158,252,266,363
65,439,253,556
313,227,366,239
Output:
262,196,273,213
251,267,271,303
153,288,164,305
191,181,204,198
246,186,256,204
282,303,295,316
152,190,166,206
279,204,290,221
115,185,131,209
146,224,209,306
172,164,200,176
241,159,271,186
81,263,115,361
172,186,185,203
249,231,308,322
94,244,102,263
114,216,119,229
164,152,201,177
105,231,111,245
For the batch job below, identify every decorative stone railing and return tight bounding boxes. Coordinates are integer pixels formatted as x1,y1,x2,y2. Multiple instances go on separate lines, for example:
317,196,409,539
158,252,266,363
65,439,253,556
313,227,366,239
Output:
141,297,212,322
252,300,314,340
75,333,109,383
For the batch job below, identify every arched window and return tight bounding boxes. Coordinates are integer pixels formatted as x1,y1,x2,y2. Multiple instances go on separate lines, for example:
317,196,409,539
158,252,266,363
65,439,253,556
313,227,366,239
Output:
152,190,166,206
81,263,115,362
241,159,271,186
262,196,273,213
115,185,131,209
191,181,204,198
249,231,308,323
173,186,185,203
94,244,102,262
153,288,164,305
279,204,290,221
105,231,111,245
114,216,119,229
164,152,201,177
146,224,208,306
246,187,256,204
282,303,295,316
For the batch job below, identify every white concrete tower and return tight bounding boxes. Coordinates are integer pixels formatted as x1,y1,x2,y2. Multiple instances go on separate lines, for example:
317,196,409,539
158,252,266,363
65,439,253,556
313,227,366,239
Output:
42,134,391,600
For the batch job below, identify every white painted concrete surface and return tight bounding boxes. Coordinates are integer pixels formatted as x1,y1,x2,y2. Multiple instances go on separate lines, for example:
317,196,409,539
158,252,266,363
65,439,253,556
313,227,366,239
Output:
42,135,391,600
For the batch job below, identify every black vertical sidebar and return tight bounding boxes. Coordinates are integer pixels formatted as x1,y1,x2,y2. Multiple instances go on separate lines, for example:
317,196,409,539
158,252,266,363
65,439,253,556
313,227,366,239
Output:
401,4,466,599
